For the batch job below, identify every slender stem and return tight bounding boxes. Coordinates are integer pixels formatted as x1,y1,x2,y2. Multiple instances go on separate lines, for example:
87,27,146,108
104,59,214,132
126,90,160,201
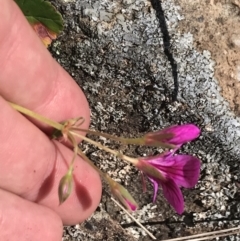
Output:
67,133,78,166
72,128,174,148
161,227,240,241
77,149,121,192
67,163,74,175
70,131,138,165
71,127,146,145
77,148,105,178
111,197,156,240
9,102,63,130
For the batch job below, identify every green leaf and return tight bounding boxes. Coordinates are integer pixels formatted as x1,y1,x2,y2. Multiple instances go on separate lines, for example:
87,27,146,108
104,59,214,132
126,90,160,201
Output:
14,0,63,34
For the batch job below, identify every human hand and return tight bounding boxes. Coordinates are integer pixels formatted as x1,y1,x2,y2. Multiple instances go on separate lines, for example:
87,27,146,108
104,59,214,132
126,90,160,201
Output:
0,1,102,240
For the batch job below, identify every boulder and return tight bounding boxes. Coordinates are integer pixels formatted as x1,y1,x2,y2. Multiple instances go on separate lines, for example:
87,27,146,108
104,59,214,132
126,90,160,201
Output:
50,0,240,240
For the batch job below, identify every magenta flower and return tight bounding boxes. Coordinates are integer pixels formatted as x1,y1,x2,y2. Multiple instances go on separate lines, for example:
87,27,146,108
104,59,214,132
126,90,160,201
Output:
145,124,200,150
137,152,201,214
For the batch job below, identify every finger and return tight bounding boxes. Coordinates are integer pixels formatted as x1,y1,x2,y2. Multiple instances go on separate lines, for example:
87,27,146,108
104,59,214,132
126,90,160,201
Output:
37,141,102,225
0,0,90,130
0,189,63,241
0,0,102,224
0,96,102,225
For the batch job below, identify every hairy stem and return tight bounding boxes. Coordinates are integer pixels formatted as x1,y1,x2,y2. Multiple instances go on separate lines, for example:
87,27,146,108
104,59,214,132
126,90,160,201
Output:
67,133,79,166
71,131,138,165
9,102,62,130
73,128,173,148
72,127,146,145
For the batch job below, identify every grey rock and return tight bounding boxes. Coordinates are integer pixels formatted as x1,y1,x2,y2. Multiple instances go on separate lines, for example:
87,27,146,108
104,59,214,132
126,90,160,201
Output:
49,0,240,240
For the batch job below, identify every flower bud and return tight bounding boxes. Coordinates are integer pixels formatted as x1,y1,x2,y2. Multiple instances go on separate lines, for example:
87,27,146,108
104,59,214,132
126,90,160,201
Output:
58,167,73,205
108,177,138,211
144,124,200,149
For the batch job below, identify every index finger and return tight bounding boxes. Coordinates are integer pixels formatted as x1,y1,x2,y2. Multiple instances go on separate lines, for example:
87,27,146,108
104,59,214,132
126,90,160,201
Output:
0,0,101,224
0,0,89,126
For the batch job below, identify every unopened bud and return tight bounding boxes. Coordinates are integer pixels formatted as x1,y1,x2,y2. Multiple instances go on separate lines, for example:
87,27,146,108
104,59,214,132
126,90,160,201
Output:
58,167,73,204
108,177,138,211
144,124,200,149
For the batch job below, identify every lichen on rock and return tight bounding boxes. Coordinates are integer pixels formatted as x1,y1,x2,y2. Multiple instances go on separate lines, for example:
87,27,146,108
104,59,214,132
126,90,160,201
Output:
49,0,240,240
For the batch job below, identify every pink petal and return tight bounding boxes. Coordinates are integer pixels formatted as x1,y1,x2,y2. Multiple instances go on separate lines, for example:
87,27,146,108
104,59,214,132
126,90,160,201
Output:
146,152,171,165
148,176,184,213
148,154,200,188
161,178,184,214
161,124,200,145
148,177,160,202
125,200,138,211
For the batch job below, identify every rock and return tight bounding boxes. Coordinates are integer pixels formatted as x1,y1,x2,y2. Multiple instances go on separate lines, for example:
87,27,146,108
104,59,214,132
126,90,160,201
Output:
49,0,240,240
178,0,240,115
63,206,137,241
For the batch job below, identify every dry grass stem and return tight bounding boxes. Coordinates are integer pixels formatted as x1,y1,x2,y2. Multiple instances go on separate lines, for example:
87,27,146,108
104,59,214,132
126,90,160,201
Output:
162,226,240,241
110,197,156,240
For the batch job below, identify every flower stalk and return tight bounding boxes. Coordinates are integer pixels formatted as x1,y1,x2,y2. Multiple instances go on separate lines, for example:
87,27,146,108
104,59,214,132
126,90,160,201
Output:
9,102,62,130
70,128,175,148
70,131,139,165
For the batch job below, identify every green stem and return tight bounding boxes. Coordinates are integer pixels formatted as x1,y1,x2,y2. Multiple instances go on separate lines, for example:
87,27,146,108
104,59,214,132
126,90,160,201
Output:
77,148,106,178
77,149,128,198
67,133,78,166
74,128,174,148
71,131,138,165
67,163,74,175
71,128,145,145
9,102,63,130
